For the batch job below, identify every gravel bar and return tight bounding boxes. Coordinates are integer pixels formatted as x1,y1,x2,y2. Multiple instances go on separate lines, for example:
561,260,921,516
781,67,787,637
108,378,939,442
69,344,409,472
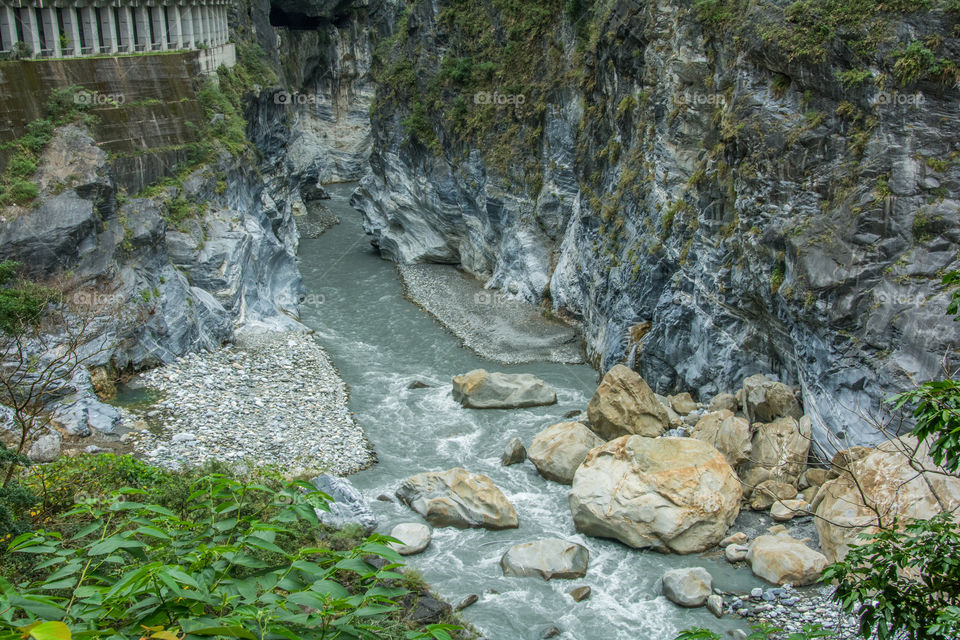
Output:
398,263,585,365
125,331,374,476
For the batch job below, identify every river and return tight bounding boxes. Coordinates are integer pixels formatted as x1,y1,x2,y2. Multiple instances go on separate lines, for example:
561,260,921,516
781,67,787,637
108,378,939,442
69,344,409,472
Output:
296,184,755,640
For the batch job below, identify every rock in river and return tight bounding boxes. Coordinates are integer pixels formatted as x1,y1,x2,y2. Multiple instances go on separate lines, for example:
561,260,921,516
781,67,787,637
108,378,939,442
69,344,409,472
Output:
569,436,741,553
527,421,604,484
587,365,670,440
501,437,526,466
500,538,590,580
396,467,519,530
452,369,557,409
310,474,378,534
661,567,712,607
388,522,432,556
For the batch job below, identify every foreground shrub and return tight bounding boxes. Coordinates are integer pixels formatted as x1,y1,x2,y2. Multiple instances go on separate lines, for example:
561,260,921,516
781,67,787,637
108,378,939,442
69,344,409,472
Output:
0,473,451,639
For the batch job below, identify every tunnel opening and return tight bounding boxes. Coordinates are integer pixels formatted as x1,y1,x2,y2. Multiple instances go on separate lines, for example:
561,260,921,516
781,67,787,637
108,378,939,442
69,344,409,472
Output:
269,6,326,29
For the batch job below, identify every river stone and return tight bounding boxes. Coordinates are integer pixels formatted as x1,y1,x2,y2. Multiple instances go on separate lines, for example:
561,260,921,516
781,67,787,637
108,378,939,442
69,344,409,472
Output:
452,369,557,409
746,534,827,586
668,392,698,415
709,393,739,413
388,523,432,555
706,594,724,618
587,365,669,440
455,594,478,611
569,585,591,602
310,474,378,534
51,390,123,436
741,416,811,494
569,436,742,553
770,499,810,522
661,567,712,607
741,374,802,424
28,431,62,462
725,543,749,562
813,436,960,562
750,480,798,511
501,437,526,466
720,532,747,547
396,468,519,530
500,538,589,580
690,410,752,469
527,421,604,484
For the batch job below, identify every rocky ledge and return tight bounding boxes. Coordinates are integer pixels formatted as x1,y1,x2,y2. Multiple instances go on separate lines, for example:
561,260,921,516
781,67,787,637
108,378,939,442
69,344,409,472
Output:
126,331,374,476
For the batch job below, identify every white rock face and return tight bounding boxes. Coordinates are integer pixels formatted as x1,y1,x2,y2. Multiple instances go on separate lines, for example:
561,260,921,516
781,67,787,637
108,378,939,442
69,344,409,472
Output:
500,538,590,580
661,567,712,607
527,421,604,484
569,436,742,553
452,369,557,409
388,523,432,556
746,534,827,586
814,436,960,562
396,467,519,530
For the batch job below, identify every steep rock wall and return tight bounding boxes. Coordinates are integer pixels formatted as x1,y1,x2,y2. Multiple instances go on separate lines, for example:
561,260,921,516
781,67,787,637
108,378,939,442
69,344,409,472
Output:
354,0,960,450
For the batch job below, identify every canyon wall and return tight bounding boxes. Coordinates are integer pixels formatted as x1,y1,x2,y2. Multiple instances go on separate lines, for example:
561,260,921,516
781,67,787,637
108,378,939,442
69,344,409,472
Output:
354,0,960,451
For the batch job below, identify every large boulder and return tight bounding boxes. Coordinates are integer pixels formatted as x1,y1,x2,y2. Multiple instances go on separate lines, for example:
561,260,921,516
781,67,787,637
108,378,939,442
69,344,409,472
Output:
452,369,557,409
741,374,802,424
813,437,960,562
396,468,519,530
741,416,811,494
310,475,378,534
569,436,742,553
500,538,590,580
690,410,753,469
746,534,827,586
587,365,669,439
661,567,712,607
527,422,604,484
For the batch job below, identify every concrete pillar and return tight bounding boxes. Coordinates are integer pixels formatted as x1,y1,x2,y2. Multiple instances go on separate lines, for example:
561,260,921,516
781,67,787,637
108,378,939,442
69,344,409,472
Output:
21,7,42,57
180,4,194,48
152,6,168,50
116,6,134,53
193,5,204,45
202,5,212,46
40,6,59,56
134,4,149,51
99,6,117,53
62,8,82,56
220,5,227,44
168,4,183,49
80,6,98,54
0,6,16,53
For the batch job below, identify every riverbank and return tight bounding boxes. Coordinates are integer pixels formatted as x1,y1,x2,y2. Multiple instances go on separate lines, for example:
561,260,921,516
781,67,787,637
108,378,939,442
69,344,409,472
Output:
398,263,585,365
126,330,374,476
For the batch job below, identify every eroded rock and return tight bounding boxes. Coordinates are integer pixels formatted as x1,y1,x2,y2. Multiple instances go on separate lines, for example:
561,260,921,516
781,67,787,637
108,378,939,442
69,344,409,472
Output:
397,468,519,530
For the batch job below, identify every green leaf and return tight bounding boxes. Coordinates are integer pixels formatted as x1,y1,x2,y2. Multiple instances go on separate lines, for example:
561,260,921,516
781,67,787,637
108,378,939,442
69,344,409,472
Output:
182,625,255,639
27,621,71,640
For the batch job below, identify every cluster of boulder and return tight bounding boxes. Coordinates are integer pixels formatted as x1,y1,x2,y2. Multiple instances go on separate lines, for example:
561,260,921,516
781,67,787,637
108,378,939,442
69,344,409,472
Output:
390,365,960,617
